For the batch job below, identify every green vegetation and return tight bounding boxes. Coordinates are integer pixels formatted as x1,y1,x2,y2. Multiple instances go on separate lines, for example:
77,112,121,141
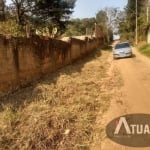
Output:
0,20,24,36
1,0,149,42
139,44,150,57
64,7,122,42
0,0,76,37
64,18,96,36
119,0,148,42
0,0,122,41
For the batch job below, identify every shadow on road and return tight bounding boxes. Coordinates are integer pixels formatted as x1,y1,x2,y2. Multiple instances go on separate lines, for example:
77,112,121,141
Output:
114,54,136,60
132,54,136,58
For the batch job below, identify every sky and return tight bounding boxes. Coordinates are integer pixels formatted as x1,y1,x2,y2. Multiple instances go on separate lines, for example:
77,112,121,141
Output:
72,0,128,18
6,0,128,19
6,0,11,5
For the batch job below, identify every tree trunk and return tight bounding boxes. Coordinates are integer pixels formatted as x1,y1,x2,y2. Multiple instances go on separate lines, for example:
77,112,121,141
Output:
0,0,5,21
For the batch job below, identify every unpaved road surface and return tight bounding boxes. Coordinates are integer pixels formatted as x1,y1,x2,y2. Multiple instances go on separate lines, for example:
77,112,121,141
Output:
99,47,150,150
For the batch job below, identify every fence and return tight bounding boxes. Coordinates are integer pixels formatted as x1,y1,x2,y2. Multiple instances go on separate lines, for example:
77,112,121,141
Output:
0,35,103,93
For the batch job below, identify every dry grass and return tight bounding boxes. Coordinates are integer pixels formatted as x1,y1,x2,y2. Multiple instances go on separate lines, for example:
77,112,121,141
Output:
0,49,115,150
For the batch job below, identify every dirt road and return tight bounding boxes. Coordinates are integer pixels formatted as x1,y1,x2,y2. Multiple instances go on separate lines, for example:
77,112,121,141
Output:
100,47,150,150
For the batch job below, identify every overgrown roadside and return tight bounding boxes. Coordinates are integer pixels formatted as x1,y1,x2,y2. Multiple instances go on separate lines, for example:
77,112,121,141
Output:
0,47,121,150
138,43,150,57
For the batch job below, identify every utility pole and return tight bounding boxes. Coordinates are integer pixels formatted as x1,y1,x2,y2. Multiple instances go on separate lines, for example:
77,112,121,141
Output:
147,0,150,23
147,7,149,23
0,0,5,21
135,0,138,45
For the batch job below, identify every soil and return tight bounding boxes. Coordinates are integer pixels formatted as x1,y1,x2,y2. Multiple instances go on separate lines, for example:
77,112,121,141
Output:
94,47,150,150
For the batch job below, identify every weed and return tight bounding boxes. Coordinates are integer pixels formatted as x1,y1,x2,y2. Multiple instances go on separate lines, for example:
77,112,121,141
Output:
139,44,150,57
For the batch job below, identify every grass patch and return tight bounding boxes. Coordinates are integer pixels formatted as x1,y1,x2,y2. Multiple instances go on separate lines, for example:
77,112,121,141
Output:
0,95,109,150
0,48,115,150
1,105,20,126
139,44,150,57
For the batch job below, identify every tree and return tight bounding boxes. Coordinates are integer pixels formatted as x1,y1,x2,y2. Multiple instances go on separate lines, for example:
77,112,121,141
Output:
96,10,108,39
32,0,76,33
6,0,76,36
0,0,5,21
7,0,36,26
96,7,123,42
120,0,148,41
96,10,108,28
64,18,96,36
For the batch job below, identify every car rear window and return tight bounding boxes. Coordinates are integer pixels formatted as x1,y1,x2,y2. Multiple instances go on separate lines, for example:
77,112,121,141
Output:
115,43,130,49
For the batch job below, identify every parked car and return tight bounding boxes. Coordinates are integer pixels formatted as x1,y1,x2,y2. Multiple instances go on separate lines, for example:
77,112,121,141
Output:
113,42,132,59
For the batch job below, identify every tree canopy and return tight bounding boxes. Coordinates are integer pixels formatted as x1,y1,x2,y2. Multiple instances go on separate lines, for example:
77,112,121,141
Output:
32,0,76,30
0,0,76,36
